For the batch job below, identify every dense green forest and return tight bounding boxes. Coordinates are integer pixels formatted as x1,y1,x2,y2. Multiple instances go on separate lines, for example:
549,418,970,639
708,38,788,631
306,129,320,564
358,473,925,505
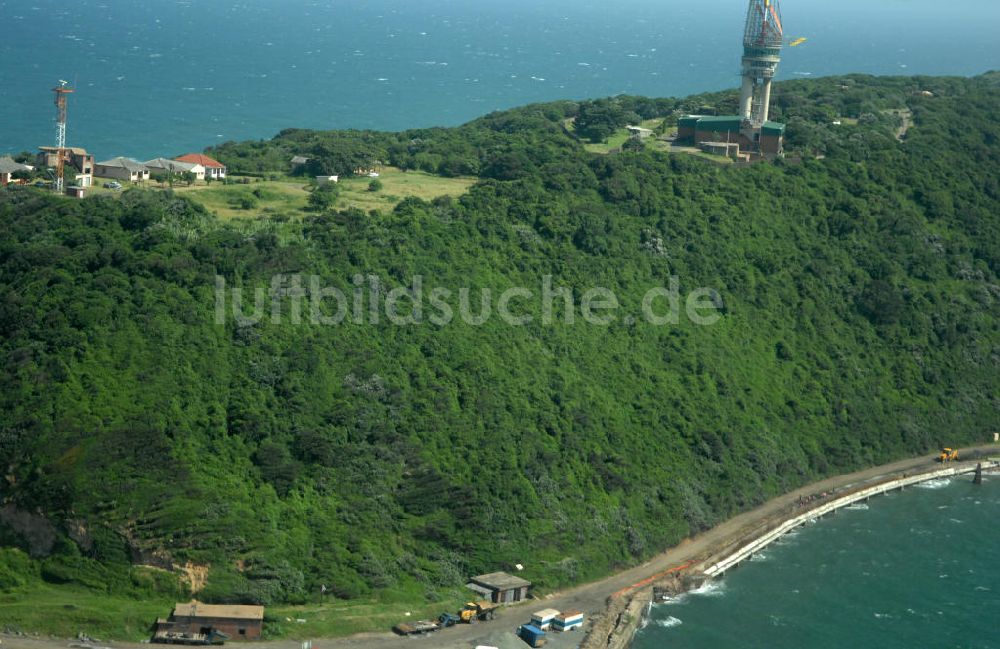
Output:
1,73,998,617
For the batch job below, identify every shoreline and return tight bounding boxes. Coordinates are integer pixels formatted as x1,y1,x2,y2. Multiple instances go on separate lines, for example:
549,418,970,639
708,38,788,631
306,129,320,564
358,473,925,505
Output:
2,447,998,649
590,451,1000,649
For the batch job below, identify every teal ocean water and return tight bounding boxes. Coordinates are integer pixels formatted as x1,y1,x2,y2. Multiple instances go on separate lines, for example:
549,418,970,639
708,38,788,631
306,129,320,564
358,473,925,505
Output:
633,476,1000,649
2,0,999,160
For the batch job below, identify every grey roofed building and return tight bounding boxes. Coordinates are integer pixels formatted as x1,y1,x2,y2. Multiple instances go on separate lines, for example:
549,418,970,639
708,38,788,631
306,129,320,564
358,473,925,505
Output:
467,571,532,604
95,157,150,183
145,158,206,181
97,157,148,172
145,157,196,172
0,156,31,173
0,156,32,186
291,155,310,166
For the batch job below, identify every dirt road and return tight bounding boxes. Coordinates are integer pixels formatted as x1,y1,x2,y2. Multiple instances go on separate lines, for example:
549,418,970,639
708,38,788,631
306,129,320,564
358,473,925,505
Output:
3,445,995,649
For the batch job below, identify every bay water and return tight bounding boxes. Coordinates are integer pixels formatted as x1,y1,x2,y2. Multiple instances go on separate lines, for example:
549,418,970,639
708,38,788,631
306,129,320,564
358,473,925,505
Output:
2,0,999,160
633,477,1000,649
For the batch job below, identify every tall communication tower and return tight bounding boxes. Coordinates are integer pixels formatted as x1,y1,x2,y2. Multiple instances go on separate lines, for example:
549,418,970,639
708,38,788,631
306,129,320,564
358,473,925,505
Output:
738,0,784,128
53,80,75,194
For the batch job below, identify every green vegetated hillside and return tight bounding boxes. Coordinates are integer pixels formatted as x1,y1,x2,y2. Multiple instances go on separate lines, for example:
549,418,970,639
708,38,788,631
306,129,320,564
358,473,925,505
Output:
1,73,999,627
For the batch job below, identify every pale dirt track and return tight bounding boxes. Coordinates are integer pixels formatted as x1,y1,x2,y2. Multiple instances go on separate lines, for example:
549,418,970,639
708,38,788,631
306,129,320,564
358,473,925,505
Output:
3,445,996,649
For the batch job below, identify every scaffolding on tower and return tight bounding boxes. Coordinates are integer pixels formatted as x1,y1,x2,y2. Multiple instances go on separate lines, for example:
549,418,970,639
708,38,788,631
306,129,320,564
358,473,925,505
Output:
738,0,784,128
53,80,75,194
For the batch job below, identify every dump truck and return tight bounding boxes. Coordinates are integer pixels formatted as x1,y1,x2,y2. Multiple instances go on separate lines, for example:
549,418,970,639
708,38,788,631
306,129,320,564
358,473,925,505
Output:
460,600,499,623
938,447,959,462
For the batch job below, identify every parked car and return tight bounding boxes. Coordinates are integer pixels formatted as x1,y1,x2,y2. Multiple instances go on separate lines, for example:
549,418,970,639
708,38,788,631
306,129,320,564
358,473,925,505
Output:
103,181,122,190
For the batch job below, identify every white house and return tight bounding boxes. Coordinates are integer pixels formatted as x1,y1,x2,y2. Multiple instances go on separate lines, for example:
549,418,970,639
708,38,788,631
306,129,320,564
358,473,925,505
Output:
145,158,206,181
95,157,150,183
175,153,226,180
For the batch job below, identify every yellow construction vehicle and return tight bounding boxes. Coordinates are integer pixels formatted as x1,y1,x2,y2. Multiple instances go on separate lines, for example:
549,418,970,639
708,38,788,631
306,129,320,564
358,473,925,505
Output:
459,600,498,623
937,447,959,462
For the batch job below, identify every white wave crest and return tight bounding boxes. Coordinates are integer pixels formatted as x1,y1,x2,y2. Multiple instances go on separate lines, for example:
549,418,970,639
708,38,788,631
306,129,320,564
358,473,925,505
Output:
691,580,726,597
915,478,952,490
656,616,683,628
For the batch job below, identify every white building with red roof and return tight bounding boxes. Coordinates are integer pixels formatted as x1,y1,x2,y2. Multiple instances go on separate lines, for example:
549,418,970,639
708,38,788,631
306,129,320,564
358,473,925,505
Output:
174,153,226,180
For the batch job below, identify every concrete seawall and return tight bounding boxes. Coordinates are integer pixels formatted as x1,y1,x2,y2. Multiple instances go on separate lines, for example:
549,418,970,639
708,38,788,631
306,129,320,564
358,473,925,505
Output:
702,459,998,577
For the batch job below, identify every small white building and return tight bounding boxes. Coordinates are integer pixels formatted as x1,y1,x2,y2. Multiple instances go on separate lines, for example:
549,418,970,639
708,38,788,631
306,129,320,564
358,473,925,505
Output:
626,125,654,140
95,157,150,183
175,153,226,180
315,175,339,185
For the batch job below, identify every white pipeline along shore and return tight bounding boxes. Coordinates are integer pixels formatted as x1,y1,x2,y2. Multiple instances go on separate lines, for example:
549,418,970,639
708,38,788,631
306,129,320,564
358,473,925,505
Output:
702,458,999,577
582,452,1000,649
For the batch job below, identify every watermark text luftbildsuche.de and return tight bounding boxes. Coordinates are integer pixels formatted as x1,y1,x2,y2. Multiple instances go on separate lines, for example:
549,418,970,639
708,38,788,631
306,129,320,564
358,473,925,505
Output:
215,274,724,328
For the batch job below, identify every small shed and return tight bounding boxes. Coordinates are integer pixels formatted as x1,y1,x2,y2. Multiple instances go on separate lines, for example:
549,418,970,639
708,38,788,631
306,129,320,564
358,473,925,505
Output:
626,125,654,140
315,175,339,185
156,602,265,641
467,571,531,604
65,186,86,199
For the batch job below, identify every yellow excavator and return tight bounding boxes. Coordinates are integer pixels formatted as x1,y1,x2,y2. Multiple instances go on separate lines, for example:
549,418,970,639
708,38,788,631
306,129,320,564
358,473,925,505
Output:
937,447,959,462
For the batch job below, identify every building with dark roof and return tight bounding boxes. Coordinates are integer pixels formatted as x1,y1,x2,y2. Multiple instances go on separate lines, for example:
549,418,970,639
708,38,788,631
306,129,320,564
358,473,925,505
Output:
154,602,264,641
467,571,532,604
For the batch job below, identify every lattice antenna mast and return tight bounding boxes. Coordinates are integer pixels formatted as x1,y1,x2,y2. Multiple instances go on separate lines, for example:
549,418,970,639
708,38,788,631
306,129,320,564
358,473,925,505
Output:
53,80,75,194
738,0,784,128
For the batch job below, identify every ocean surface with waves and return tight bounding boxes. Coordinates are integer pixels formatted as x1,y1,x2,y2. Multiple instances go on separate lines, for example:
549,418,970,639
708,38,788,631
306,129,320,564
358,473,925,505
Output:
1,0,999,160
633,476,1000,649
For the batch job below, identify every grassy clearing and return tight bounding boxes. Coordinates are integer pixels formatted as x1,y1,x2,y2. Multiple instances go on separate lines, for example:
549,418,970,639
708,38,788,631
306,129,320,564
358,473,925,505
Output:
582,130,631,154
335,168,476,213
131,168,477,220
171,180,312,219
0,583,469,641
0,583,172,640
267,587,469,639
569,118,664,155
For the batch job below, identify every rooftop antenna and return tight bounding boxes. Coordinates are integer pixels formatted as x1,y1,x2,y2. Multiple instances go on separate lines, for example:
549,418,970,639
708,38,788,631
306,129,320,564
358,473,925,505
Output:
53,80,75,194
738,0,784,128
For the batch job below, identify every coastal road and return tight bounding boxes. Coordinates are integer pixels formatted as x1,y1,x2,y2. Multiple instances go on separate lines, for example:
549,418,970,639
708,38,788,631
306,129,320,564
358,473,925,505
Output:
3,445,996,649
